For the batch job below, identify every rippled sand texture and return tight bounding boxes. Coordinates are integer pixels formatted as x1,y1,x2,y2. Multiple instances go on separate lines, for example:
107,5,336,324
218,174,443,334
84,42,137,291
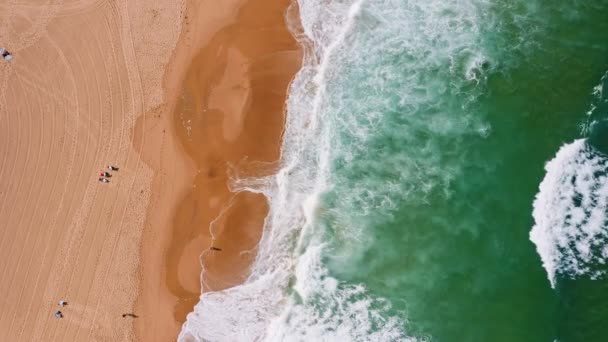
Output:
0,0,184,340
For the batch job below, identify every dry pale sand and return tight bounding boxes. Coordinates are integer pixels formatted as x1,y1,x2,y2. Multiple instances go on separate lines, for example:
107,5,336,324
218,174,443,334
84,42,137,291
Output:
135,0,302,340
0,0,185,340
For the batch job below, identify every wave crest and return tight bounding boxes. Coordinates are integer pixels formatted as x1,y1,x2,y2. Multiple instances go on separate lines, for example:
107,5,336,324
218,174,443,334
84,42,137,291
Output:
531,139,608,288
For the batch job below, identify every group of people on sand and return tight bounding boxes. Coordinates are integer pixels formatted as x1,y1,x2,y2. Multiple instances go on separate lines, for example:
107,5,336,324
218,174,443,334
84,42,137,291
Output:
55,164,136,320
99,165,119,183
54,299,138,320
0,48,12,61
54,300,67,318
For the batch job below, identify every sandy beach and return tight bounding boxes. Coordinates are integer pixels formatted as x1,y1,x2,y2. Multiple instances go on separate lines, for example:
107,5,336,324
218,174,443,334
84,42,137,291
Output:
0,0,299,341
135,0,301,340
0,0,185,340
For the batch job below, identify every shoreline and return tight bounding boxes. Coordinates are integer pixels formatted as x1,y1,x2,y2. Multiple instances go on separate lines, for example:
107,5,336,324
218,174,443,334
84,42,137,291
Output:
135,0,302,340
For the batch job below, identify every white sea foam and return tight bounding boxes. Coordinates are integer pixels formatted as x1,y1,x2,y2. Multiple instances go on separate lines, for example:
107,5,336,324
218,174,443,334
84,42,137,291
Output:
265,243,415,341
531,139,608,288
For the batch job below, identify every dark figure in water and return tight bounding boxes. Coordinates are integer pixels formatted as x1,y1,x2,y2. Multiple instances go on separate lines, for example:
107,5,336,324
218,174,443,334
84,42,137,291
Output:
210,247,222,252
122,313,138,318
108,165,119,171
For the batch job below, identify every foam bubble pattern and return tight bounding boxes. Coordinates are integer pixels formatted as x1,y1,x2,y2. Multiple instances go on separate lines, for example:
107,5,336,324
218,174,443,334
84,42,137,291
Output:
531,139,608,288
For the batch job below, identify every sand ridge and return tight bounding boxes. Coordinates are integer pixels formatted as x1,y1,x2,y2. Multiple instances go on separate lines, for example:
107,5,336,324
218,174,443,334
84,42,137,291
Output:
0,0,184,340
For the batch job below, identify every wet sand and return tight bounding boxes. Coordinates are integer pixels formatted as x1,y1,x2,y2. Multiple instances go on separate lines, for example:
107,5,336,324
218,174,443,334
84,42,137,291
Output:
135,0,301,340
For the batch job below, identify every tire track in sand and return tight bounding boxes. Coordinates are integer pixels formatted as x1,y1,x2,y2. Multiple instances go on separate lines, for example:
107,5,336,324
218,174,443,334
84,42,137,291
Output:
0,73,38,305
12,20,85,340
33,12,109,341
4,48,61,334
51,3,125,339
80,0,149,338
12,11,90,341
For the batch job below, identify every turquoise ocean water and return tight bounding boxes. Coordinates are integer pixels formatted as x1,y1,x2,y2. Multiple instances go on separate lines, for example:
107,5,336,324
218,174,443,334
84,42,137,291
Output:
179,1,608,341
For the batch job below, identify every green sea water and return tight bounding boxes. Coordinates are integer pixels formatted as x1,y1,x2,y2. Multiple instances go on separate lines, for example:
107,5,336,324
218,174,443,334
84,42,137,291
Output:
178,1,608,340
313,1,608,341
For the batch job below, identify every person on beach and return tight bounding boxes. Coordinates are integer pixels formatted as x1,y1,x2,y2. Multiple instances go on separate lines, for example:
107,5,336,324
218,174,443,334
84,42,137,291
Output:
210,246,222,251
58,300,67,307
54,311,63,319
108,165,119,171
99,178,109,183
0,48,12,61
122,313,138,318
100,172,111,177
